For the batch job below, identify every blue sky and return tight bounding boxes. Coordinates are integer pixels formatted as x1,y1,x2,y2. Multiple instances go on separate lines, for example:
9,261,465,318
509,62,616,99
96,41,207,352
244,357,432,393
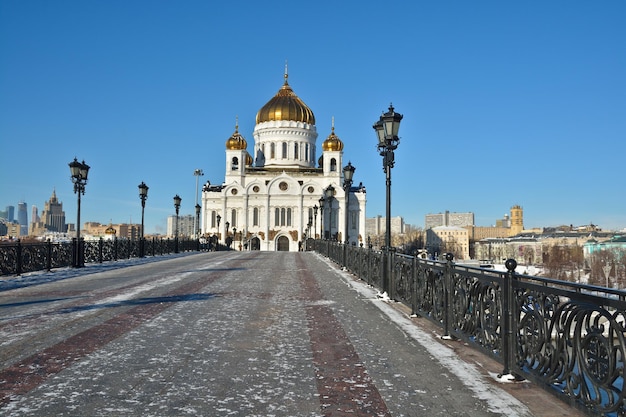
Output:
1,1,625,234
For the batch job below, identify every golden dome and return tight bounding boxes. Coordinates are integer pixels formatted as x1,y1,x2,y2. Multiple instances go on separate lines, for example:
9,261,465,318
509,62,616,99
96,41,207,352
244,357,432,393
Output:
322,124,344,151
225,120,248,150
245,151,253,166
256,73,315,125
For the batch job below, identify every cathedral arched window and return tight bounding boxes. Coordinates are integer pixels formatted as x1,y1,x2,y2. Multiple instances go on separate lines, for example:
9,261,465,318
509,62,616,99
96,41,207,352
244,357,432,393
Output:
211,211,217,228
231,209,237,228
330,158,337,172
305,144,309,161
274,208,280,226
253,207,259,226
231,157,239,170
270,143,275,159
286,208,292,226
294,143,299,160
282,142,287,159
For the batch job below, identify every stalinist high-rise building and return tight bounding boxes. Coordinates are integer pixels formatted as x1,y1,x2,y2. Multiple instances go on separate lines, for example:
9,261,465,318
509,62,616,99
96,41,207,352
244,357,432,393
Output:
32,189,67,235
201,70,367,251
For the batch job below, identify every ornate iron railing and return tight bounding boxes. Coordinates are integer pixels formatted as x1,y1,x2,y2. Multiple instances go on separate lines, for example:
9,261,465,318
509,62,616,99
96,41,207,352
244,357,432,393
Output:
313,240,626,416
0,237,202,276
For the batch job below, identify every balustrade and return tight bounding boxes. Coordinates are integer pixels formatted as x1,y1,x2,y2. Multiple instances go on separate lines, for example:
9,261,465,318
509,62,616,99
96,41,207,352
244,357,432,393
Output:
0,237,202,276
314,240,626,416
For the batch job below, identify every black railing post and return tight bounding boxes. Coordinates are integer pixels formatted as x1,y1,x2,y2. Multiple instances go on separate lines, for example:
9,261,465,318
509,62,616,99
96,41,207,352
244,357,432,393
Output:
388,248,396,300
80,238,84,266
500,258,519,378
98,238,104,263
46,239,52,272
411,254,417,316
16,240,23,276
443,253,454,338
71,238,77,268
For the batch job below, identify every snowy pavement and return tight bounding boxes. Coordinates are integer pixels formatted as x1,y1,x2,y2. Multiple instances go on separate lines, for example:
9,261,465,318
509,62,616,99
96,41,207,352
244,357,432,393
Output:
0,252,577,416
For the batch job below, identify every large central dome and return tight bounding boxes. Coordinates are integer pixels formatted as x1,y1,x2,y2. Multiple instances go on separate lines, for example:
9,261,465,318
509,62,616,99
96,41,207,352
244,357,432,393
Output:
255,74,315,125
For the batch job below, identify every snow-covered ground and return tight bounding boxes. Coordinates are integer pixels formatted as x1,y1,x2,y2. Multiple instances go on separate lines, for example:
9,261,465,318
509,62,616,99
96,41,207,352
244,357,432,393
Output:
0,252,557,416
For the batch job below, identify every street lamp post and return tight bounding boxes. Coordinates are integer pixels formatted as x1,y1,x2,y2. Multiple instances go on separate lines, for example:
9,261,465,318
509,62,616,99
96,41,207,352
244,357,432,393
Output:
325,185,335,240
342,162,355,244
216,214,221,251
373,104,403,297
195,203,201,242
318,197,325,240
138,182,149,257
69,158,90,267
193,169,204,238
173,195,181,253
225,221,230,249
313,205,318,239
233,227,237,250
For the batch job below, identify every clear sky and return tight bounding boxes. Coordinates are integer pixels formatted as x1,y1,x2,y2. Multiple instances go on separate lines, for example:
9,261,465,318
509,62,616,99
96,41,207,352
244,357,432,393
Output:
1,1,625,235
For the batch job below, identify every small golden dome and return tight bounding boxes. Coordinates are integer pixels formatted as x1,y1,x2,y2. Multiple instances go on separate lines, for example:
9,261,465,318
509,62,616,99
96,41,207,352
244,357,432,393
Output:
256,73,315,125
105,225,116,235
322,125,344,151
225,120,248,150
245,151,253,166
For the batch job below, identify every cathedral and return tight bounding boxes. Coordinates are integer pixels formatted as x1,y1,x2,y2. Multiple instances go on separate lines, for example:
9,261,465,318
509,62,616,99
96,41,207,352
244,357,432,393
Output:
200,71,367,251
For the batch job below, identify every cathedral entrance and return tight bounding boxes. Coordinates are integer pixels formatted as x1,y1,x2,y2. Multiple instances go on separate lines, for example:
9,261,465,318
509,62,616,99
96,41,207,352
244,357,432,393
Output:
277,236,290,251
250,237,260,251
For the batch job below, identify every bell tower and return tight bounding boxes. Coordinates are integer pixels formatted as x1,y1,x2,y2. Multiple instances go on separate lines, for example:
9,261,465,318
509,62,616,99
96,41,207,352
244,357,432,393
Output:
510,205,524,236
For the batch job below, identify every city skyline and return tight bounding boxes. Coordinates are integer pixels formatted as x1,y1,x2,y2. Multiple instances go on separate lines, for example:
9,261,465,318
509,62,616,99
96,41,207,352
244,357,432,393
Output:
1,1,625,235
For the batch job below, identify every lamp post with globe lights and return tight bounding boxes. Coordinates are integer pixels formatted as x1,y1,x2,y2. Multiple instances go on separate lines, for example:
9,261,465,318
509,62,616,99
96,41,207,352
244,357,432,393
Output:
69,158,90,267
216,214,221,251
342,162,355,244
138,182,149,257
373,104,403,297
318,197,325,239
173,195,181,253
325,185,335,240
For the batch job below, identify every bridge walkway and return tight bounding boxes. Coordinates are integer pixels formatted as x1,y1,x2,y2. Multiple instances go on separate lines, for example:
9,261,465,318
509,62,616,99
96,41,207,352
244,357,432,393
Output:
0,251,584,416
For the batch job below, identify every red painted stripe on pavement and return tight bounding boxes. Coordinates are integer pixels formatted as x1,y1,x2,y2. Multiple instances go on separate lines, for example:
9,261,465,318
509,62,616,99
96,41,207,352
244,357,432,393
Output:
0,273,221,406
297,254,391,417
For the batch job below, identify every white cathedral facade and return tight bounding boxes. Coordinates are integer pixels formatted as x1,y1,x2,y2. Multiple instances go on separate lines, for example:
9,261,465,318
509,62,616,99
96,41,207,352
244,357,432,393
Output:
200,72,367,251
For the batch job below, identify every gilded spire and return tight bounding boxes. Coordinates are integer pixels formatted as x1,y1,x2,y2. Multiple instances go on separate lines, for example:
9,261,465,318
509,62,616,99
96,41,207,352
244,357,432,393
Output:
284,60,288,84
322,117,344,151
225,115,247,150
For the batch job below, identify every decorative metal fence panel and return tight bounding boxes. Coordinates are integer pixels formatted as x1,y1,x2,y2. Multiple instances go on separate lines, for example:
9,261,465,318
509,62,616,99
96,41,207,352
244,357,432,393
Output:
314,240,626,416
1,237,201,276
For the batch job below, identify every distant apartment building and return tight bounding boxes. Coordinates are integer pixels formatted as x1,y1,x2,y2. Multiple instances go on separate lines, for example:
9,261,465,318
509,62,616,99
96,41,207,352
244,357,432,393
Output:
365,215,404,239
167,214,196,237
426,226,470,260
5,222,21,237
425,211,474,229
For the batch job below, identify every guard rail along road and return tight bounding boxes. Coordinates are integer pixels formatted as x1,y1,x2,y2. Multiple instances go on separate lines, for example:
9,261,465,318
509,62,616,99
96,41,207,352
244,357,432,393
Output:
0,237,205,276
311,239,626,417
